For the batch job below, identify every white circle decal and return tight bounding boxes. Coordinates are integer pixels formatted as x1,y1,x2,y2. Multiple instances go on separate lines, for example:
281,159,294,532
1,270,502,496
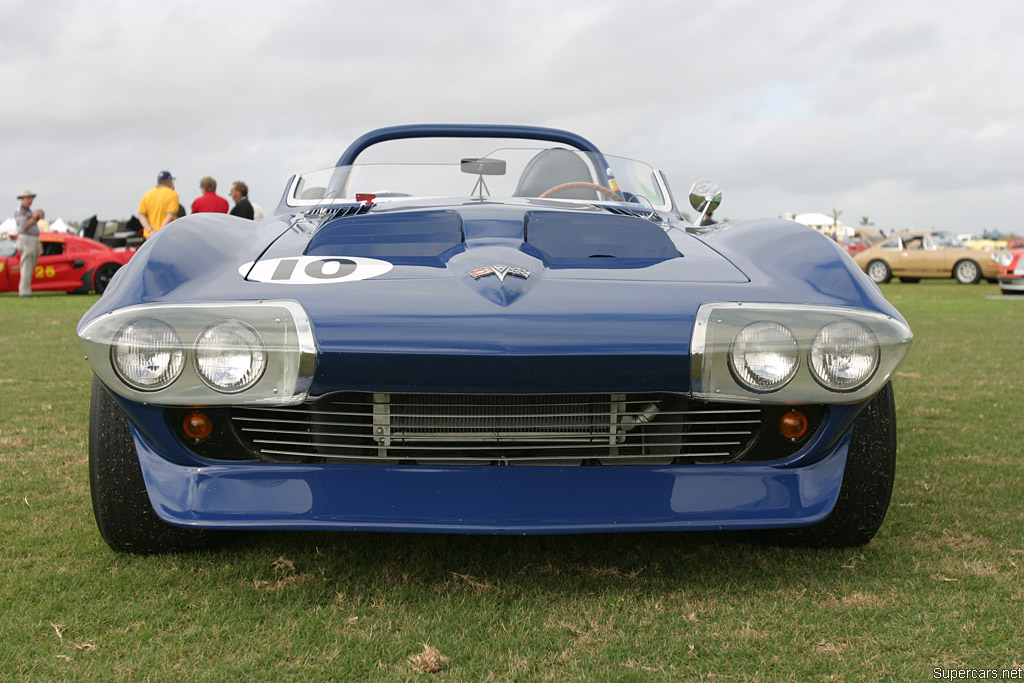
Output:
239,256,393,284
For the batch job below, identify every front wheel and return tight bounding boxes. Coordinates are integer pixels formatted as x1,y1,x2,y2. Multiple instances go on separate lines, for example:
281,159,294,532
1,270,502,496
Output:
953,259,981,284
89,377,214,553
866,260,892,284
761,382,897,547
92,263,120,294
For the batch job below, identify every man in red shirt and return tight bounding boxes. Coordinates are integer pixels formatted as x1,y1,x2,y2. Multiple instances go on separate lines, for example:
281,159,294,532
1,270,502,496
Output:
191,177,229,214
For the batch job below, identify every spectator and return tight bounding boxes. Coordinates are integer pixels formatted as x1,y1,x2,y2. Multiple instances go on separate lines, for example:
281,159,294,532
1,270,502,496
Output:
229,181,255,219
13,189,43,297
138,171,180,239
191,176,229,214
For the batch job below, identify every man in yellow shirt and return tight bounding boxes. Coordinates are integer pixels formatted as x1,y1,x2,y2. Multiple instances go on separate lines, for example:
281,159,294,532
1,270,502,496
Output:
138,171,180,239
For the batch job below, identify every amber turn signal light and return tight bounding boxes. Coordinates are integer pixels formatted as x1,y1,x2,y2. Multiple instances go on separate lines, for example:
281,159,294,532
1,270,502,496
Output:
183,411,213,440
779,409,808,440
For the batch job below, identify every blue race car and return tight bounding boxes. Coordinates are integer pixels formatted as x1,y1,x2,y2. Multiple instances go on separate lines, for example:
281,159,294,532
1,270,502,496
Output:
78,124,913,553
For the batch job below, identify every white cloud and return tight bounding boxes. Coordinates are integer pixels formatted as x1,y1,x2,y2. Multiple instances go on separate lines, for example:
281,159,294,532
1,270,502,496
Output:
2,0,1022,233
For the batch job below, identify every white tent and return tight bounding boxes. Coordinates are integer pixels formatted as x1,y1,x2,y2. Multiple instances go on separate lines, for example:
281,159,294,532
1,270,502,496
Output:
793,212,838,230
48,217,74,233
0,216,75,236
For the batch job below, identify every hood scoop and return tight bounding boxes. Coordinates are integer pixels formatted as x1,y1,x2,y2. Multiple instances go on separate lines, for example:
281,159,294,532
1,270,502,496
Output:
305,210,464,266
522,210,680,268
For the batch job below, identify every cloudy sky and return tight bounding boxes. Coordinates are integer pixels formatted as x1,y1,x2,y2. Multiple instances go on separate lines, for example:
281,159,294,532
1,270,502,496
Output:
2,0,1022,232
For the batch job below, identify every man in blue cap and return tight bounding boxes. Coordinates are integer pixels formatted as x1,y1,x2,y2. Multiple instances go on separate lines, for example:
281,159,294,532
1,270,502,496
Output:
138,170,180,239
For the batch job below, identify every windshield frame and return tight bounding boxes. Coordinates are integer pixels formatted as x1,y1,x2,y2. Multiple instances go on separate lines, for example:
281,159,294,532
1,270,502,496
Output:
282,150,674,214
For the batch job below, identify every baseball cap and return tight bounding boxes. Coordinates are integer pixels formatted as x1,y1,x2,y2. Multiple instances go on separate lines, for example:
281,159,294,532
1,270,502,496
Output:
157,171,176,182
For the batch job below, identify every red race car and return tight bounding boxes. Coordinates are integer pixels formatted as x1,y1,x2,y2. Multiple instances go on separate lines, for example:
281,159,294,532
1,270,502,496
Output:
994,248,1024,295
1,232,136,295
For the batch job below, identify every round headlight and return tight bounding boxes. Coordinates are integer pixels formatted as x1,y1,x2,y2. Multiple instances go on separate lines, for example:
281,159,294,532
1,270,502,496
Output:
111,318,184,391
810,320,879,391
194,320,267,393
993,250,1013,267
729,321,799,392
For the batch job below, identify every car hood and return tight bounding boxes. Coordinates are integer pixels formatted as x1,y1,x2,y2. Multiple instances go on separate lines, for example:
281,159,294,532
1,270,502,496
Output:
251,201,748,288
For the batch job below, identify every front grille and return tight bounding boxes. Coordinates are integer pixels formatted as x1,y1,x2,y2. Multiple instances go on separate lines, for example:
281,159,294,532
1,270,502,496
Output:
229,393,764,465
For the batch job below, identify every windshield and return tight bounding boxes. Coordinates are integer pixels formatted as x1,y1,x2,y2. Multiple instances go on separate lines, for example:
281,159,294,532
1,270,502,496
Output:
286,147,672,212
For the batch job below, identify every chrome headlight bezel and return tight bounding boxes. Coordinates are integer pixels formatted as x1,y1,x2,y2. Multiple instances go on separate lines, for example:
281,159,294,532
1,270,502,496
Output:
728,321,800,392
78,300,316,406
110,318,185,391
691,303,912,404
194,319,268,394
809,319,880,391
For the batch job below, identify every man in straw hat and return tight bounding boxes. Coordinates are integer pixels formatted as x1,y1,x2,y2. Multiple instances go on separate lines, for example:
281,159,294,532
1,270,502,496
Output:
14,189,43,297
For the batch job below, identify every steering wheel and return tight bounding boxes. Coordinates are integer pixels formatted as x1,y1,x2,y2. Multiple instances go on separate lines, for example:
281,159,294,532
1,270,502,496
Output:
538,182,621,200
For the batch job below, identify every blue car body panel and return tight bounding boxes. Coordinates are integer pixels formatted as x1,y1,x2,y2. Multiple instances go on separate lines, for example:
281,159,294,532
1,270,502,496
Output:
131,424,850,533
81,125,908,535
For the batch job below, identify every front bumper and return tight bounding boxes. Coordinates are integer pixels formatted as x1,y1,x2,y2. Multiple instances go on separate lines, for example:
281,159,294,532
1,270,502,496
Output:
998,276,1024,292
132,422,850,533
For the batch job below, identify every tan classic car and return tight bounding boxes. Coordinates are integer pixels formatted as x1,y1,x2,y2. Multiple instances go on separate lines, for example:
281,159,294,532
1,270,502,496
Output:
854,231,999,284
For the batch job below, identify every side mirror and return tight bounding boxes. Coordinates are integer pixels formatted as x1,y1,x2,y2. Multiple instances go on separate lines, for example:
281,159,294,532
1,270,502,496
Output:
688,179,722,226
461,158,507,176
688,179,722,214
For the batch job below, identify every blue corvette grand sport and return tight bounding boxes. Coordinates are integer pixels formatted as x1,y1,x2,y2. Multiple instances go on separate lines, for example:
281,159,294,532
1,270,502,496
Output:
78,124,912,553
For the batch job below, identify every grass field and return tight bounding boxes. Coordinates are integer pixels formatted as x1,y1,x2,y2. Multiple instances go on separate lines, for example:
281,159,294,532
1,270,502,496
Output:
1,282,1022,681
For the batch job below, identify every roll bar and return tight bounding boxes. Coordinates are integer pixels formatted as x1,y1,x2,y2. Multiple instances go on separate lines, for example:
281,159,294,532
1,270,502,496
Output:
335,124,604,167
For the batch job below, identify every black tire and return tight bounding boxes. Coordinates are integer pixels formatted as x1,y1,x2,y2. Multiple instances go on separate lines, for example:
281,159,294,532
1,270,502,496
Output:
761,382,897,547
866,260,891,284
953,259,981,284
92,263,120,294
899,277,920,283
89,377,213,553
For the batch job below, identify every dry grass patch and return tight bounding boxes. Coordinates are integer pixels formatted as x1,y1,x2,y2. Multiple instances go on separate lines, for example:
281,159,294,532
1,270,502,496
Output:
938,530,994,551
409,643,450,674
543,610,616,646
821,591,888,609
449,572,500,593
532,563,644,580
252,556,314,592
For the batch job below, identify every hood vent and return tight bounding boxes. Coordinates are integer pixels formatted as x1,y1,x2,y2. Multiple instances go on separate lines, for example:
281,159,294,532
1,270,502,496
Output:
598,204,660,221
305,210,465,266
305,203,373,222
523,210,680,268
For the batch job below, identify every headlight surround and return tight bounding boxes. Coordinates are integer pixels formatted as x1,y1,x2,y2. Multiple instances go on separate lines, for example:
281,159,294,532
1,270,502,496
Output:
194,320,267,393
809,320,879,391
111,318,184,391
78,301,316,406
692,303,912,404
728,321,799,392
